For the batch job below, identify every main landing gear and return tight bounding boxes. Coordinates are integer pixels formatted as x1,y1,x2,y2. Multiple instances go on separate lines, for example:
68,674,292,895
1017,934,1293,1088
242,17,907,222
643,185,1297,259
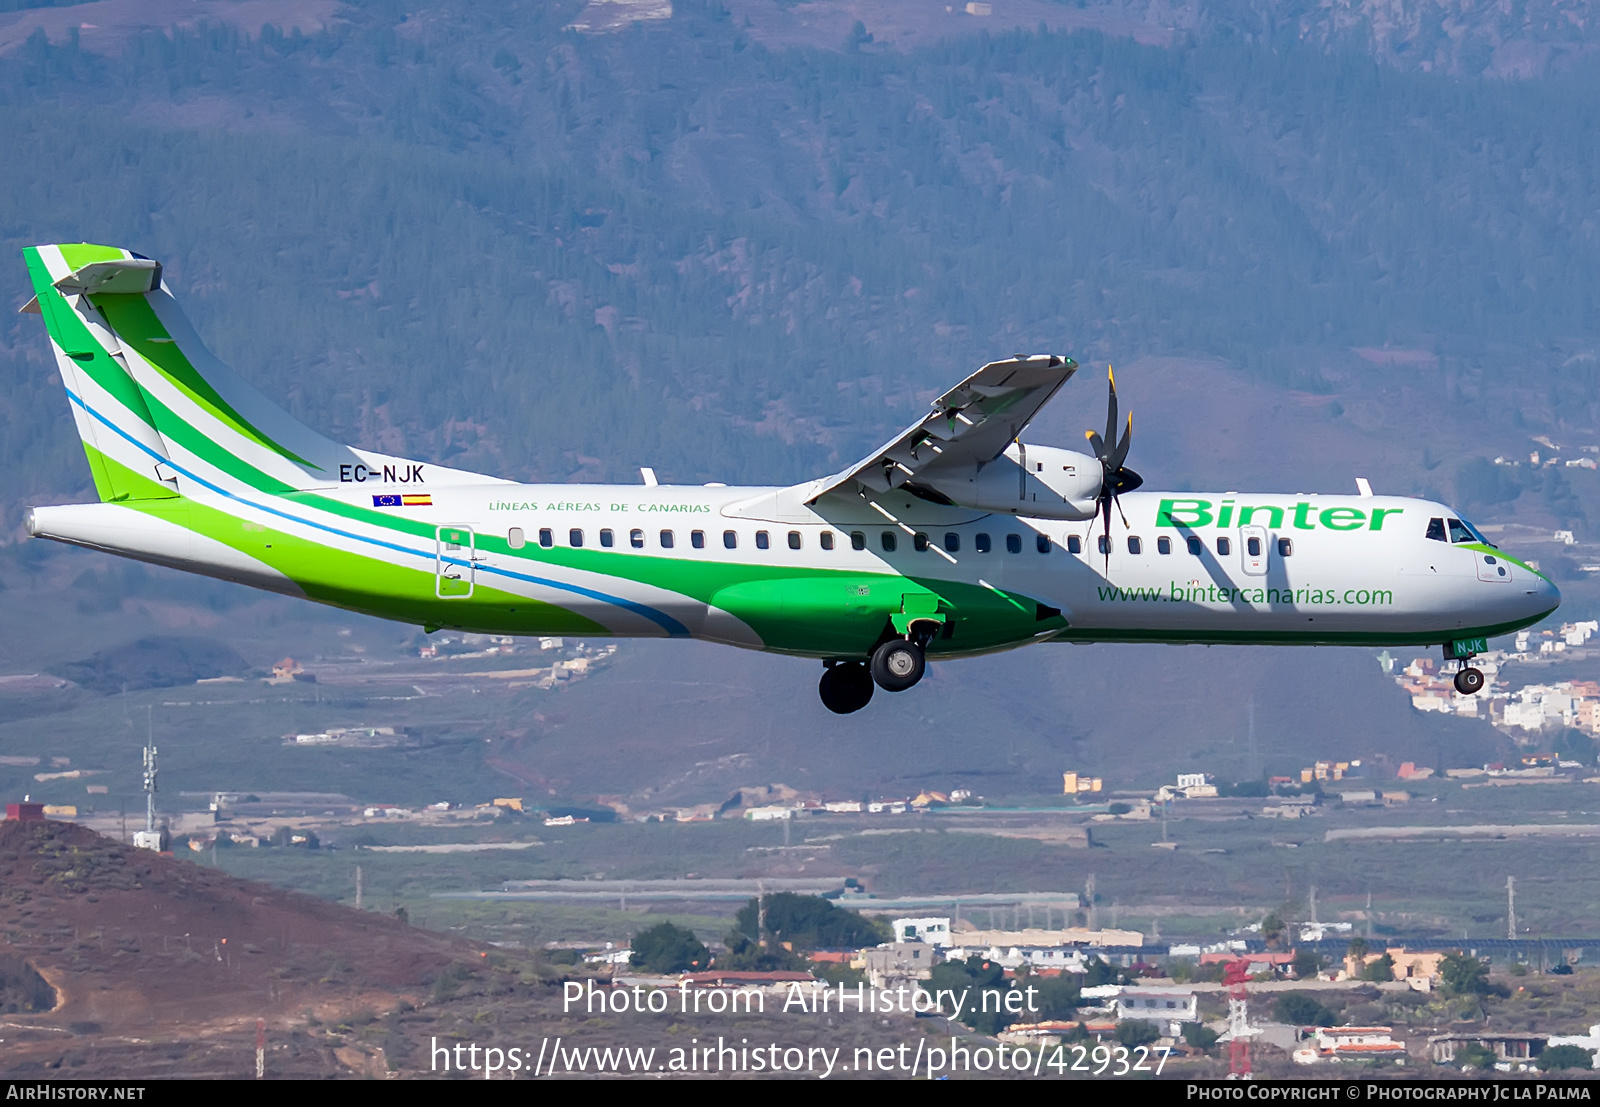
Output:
819,661,875,714
871,639,926,692
819,634,932,713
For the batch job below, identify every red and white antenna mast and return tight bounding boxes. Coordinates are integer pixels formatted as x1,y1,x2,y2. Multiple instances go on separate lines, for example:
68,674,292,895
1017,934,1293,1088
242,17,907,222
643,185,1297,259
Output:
1224,958,1258,1078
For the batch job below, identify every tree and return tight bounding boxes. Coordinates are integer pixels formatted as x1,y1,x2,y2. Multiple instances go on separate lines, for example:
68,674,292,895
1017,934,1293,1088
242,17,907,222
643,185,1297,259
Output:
1292,948,1321,979
1182,1022,1220,1051
1274,992,1336,1028
1260,913,1287,949
1347,937,1369,961
1439,952,1491,997
1537,1045,1595,1072
923,957,1015,1035
1032,974,1082,1020
1116,1019,1160,1047
1362,953,1395,982
630,922,710,973
731,893,888,952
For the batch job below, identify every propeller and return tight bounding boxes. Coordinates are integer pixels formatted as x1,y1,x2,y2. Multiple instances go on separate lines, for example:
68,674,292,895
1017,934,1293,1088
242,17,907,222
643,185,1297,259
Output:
1084,366,1143,570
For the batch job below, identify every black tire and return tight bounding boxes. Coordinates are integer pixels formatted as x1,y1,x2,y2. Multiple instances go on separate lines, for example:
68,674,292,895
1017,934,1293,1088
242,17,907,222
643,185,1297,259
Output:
1454,666,1485,696
871,639,926,692
819,662,874,714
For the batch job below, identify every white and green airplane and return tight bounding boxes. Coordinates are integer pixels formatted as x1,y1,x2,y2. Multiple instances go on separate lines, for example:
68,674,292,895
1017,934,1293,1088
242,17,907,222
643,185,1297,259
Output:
21,243,1559,713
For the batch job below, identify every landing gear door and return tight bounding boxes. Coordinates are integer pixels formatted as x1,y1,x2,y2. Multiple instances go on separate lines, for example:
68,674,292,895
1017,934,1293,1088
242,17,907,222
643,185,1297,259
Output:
436,525,475,599
1241,526,1269,576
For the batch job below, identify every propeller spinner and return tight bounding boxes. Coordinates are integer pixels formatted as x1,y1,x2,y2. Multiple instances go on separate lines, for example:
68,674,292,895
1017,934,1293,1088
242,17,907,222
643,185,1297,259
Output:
1084,366,1143,567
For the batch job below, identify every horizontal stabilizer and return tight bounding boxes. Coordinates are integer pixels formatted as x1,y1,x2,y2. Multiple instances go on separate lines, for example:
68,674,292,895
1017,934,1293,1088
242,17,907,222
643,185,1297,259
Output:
54,257,162,296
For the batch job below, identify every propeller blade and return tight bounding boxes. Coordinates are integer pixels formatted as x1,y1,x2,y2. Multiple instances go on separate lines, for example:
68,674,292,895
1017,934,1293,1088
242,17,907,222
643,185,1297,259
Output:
1111,413,1132,470
1085,429,1106,460
1103,366,1118,449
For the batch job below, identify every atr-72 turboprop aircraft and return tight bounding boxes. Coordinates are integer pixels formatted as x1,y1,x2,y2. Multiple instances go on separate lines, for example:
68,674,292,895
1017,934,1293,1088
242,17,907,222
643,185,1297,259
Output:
20,243,1560,713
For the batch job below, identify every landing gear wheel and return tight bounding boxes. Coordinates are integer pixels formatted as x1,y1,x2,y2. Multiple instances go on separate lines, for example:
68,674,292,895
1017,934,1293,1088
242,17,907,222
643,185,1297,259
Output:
819,662,874,714
1454,666,1485,696
871,639,926,692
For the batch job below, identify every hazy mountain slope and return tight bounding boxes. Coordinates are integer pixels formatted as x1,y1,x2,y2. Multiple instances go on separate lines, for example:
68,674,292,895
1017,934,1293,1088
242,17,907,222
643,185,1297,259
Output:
0,1,1596,539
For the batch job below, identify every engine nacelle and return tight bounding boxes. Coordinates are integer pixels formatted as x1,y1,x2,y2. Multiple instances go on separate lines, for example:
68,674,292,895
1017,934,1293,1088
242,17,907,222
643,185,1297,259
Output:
914,444,1102,520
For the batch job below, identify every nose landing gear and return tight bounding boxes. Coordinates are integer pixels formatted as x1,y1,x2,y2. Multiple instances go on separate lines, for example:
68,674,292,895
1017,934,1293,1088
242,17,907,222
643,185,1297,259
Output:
1443,636,1488,696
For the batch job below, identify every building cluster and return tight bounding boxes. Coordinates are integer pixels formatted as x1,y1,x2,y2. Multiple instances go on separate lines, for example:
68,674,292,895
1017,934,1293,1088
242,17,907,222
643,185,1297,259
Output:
588,914,1600,1068
1395,622,1600,750
413,635,618,688
742,790,974,822
1493,441,1600,471
283,726,408,749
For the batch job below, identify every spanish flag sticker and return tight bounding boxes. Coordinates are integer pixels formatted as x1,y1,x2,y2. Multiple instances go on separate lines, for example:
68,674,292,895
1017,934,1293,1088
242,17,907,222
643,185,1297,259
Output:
373,494,433,507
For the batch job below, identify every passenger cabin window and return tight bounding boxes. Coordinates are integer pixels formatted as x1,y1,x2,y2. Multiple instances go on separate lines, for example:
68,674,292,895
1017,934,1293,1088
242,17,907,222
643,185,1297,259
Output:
1036,534,1050,554
724,530,738,549
600,529,614,548
1006,533,1022,554
913,532,929,552
1186,536,1202,556
569,528,584,548
1127,536,1142,555
1447,518,1475,544
539,528,554,549
820,531,834,551
756,531,770,550
851,531,866,551
629,528,644,549
659,529,674,549
1277,538,1293,556
1426,518,1447,542
1157,536,1171,555
1098,535,1110,555
1247,536,1262,557
788,531,802,550
881,531,897,552
944,533,960,553
1067,535,1082,554
1217,537,1231,556
691,530,705,549
507,527,525,550
975,533,992,553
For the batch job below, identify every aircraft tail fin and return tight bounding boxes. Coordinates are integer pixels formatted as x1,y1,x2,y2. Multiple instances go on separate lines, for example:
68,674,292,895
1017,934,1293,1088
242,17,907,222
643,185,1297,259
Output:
24,244,182,502
24,243,503,503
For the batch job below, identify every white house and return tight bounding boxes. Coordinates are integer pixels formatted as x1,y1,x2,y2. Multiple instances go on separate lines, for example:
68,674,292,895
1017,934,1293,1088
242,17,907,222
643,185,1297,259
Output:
1114,988,1199,1038
893,917,952,946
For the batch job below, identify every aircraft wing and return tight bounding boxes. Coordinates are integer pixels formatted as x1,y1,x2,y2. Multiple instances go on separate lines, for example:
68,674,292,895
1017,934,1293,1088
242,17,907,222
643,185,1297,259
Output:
802,354,1078,502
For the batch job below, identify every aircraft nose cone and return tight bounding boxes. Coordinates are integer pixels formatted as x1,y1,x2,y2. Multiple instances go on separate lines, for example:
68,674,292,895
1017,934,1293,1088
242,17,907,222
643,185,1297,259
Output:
1539,572,1562,613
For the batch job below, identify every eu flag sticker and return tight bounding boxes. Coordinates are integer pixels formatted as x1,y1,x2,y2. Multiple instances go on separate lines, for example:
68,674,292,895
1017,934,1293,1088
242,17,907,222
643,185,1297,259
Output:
373,493,432,507
372,494,401,507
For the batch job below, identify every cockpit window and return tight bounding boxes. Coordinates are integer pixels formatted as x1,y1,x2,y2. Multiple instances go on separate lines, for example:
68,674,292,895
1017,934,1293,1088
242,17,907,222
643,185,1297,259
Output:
1454,515,1496,547
1426,518,1447,543
1447,518,1475,544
